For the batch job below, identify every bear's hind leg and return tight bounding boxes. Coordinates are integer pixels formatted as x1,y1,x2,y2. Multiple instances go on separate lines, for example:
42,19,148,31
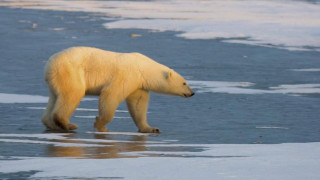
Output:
126,90,160,133
52,91,84,131
42,90,57,129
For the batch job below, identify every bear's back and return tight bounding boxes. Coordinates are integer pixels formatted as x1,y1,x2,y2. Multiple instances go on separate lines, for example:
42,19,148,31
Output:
45,47,168,83
49,47,117,65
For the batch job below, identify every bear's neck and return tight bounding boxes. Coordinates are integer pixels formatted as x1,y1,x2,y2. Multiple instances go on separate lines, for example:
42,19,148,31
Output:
139,62,169,93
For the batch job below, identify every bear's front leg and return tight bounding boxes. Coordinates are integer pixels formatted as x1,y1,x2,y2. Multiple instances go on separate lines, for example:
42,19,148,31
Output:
95,87,123,132
94,116,108,132
126,89,160,133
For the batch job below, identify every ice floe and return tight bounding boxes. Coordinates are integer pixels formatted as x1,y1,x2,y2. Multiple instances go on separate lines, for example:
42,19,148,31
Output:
255,126,289,130
73,108,98,112
0,142,319,179
290,68,320,72
1,0,320,51
0,93,48,103
0,133,319,179
0,133,71,140
189,80,320,95
0,93,97,104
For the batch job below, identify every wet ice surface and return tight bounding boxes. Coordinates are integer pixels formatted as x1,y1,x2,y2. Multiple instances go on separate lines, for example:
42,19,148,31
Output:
0,133,319,179
1,0,320,179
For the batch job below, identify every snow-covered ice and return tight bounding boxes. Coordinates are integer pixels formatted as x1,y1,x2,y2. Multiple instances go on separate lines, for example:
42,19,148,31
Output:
1,0,320,51
1,133,319,179
189,80,320,95
0,93,96,104
0,142,319,180
0,93,48,103
290,68,320,72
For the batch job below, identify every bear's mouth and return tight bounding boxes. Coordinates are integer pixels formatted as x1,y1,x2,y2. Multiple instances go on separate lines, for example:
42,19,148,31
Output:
183,92,195,98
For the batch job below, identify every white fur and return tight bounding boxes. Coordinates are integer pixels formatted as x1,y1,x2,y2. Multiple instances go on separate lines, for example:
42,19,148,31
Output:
42,47,193,133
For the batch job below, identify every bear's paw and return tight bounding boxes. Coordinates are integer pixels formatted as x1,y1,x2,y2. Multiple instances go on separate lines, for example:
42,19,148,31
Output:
68,123,78,130
94,118,109,132
139,127,161,133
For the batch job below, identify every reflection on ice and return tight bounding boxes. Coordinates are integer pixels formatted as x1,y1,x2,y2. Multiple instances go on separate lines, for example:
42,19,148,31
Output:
0,139,319,180
0,133,168,158
46,134,151,159
0,133,207,159
0,138,105,147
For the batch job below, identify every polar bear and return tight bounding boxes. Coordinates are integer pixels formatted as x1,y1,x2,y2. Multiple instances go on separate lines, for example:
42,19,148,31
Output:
42,47,194,133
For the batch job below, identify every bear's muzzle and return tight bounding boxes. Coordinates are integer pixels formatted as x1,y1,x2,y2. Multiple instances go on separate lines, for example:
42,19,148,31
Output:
183,92,195,98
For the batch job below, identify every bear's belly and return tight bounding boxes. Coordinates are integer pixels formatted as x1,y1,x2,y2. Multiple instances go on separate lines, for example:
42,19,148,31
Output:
85,85,104,95
86,88,101,96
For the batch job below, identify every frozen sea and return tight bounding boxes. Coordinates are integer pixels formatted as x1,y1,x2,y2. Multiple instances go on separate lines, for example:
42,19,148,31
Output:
0,0,320,179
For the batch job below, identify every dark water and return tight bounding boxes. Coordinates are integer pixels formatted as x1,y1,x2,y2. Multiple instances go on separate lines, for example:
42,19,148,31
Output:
0,6,320,162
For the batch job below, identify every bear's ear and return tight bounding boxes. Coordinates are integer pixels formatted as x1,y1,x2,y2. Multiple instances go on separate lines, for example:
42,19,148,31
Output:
164,70,173,80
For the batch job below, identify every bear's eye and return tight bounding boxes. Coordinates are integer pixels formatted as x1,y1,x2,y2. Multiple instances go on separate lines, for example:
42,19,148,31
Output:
183,82,186,85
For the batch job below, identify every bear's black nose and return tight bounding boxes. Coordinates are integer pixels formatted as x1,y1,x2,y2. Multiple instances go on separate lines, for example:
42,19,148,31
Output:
190,92,195,96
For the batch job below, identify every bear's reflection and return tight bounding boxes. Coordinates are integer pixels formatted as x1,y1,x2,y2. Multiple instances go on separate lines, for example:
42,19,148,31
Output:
46,134,148,159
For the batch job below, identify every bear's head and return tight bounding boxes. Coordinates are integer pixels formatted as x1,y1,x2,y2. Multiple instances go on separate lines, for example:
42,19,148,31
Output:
160,69,195,98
